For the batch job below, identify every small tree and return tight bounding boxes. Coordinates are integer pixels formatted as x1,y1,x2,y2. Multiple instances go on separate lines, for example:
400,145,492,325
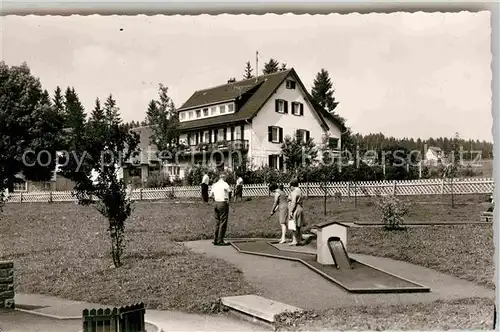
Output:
61,97,139,268
243,61,254,79
281,135,318,175
442,132,462,208
376,195,409,231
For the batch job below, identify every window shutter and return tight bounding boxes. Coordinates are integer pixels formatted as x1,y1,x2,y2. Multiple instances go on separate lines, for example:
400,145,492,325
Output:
275,99,279,113
279,156,284,171
284,101,288,114
195,133,199,145
300,103,304,116
268,126,273,142
268,155,273,168
279,127,283,143
306,130,310,142
240,124,245,140
231,126,234,141
224,128,227,140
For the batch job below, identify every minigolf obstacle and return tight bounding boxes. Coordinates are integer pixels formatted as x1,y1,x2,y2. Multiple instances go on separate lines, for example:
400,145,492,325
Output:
230,221,431,294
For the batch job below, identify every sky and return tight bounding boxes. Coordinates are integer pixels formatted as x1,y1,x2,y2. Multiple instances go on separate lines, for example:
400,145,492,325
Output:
0,11,493,141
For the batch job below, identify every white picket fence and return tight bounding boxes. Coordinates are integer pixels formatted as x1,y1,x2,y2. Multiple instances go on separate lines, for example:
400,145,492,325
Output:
4,177,494,204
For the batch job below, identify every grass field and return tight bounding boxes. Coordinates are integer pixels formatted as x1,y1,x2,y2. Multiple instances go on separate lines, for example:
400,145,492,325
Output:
0,193,494,329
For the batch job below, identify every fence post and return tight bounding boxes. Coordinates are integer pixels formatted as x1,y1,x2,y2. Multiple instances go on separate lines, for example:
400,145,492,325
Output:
49,191,53,203
140,188,143,201
347,182,351,198
20,192,23,203
393,181,397,196
440,179,445,195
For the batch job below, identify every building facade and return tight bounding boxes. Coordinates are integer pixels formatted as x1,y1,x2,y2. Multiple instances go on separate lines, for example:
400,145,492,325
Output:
123,68,343,183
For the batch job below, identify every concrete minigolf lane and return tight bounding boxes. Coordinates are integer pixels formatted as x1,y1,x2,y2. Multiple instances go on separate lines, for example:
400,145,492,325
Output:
184,239,494,311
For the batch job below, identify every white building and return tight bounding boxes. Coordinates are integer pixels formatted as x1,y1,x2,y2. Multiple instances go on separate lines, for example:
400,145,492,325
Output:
123,68,343,182
425,146,444,165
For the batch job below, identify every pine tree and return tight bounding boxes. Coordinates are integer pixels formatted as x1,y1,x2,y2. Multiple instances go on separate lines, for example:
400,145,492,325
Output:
41,89,52,106
311,69,339,113
90,98,105,123
63,87,86,134
279,63,287,71
146,84,180,159
104,94,121,126
243,61,254,79
53,86,65,115
262,58,280,74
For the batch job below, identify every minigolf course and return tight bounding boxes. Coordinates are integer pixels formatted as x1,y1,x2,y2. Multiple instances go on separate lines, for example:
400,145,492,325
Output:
230,221,430,294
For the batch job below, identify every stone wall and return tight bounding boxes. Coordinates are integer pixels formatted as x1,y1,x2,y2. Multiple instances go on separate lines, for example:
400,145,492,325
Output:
0,261,14,309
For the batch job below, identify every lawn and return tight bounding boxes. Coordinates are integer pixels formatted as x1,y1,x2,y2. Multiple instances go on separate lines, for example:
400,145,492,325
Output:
0,193,494,328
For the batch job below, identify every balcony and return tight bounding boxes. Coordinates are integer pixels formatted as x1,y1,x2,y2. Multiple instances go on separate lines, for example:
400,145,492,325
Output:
179,139,249,155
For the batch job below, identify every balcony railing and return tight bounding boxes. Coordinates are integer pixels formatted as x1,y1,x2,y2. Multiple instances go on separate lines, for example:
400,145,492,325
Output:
180,139,249,154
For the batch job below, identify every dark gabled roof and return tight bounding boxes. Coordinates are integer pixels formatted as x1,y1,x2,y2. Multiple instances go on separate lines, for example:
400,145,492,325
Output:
179,78,263,111
178,70,292,131
177,68,343,133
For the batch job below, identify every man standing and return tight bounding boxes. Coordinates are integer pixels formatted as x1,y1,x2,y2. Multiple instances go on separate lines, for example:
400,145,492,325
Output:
201,172,209,203
209,173,232,246
234,175,243,203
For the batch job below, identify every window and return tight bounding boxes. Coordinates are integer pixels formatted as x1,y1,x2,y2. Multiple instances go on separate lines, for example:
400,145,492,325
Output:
220,105,226,114
180,112,186,120
203,108,209,116
295,129,310,143
196,109,201,118
286,80,296,89
217,129,224,141
328,137,339,149
292,102,303,116
129,167,141,177
167,166,180,176
268,126,283,143
228,104,234,112
275,99,288,114
204,131,210,142
188,111,193,119
268,154,283,170
210,107,217,115
234,126,241,140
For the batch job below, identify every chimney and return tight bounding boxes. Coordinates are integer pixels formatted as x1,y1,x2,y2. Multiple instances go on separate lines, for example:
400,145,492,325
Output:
227,77,236,83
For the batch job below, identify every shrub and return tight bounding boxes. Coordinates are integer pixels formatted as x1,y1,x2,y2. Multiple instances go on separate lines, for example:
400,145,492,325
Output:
144,171,172,188
376,195,409,230
184,164,218,186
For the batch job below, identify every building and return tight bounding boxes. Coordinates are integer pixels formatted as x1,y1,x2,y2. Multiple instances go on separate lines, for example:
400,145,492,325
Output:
122,68,343,183
425,146,444,165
